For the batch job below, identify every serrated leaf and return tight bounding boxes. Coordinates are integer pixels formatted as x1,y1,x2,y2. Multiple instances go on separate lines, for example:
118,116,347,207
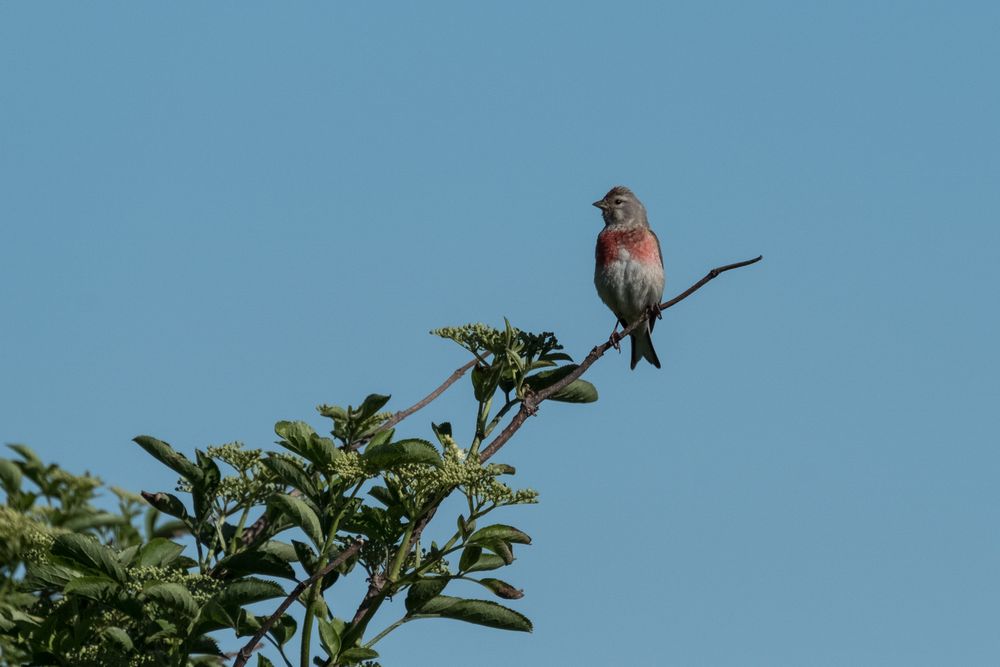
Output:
188,634,223,655
51,533,126,582
259,540,298,563
550,378,599,403
462,552,507,573
363,438,441,469
270,493,323,548
268,613,297,647
485,540,515,565
414,596,532,632
133,436,202,484
357,393,391,421
339,647,379,661
141,491,189,520
478,577,524,599
368,485,397,509
467,524,531,546
317,617,341,657
405,577,449,613
25,562,80,589
275,421,340,467
458,545,482,572
292,540,319,576
213,577,286,607
192,449,222,520
144,582,198,617
260,455,320,501
214,549,297,581
431,422,453,446
103,626,133,651
64,576,120,600
136,538,185,567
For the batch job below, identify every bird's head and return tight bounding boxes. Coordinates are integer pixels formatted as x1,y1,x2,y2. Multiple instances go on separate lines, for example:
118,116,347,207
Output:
593,186,648,227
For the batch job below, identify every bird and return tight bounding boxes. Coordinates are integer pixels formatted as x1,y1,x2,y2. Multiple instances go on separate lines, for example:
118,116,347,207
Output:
593,186,665,369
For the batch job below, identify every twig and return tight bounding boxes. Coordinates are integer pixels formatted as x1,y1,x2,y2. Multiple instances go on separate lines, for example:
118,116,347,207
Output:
370,358,478,437
240,359,477,547
478,255,762,462
335,254,763,654
233,539,365,667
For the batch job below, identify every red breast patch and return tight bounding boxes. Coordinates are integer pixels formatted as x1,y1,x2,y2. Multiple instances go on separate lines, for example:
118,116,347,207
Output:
596,227,661,266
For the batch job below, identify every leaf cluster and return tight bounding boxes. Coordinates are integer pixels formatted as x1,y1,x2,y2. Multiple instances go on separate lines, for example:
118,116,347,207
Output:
0,321,597,666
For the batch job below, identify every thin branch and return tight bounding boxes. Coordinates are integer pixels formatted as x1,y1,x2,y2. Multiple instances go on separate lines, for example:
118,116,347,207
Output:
233,539,365,667
239,358,477,548
322,254,762,663
372,357,478,437
479,255,762,462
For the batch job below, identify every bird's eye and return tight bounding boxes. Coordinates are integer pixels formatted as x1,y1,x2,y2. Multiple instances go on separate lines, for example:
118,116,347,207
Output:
614,199,624,205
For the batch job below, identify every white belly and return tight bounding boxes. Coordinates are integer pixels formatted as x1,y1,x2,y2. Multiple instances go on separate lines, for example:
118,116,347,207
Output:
595,252,665,323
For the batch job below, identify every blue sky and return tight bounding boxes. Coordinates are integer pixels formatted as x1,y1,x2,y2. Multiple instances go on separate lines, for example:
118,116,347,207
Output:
2,2,998,665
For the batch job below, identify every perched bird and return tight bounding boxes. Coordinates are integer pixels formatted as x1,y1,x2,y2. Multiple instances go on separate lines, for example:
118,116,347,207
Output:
593,186,666,369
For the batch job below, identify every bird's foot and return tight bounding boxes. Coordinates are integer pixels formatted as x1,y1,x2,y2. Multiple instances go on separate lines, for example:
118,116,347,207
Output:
607,320,623,352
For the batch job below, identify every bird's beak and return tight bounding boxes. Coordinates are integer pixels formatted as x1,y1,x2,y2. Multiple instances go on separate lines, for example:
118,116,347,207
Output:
592,200,608,210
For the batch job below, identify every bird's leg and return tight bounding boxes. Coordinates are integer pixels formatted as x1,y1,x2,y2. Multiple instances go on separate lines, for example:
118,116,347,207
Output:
648,304,663,321
608,319,623,352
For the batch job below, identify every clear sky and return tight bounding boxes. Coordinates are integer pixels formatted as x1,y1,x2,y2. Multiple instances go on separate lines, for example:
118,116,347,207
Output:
2,2,999,665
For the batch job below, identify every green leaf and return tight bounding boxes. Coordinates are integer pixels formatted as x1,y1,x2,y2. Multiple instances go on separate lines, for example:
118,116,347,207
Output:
467,524,532,546
214,549,297,581
357,393,391,421
457,514,474,539
133,436,202,484
0,458,22,492
261,455,320,501
141,491,189,520
51,533,126,582
317,617,341,658
458,545,482,572
368,485,398,508
363,438,442,469
462,552,507,574
484,540,515,565
524,365,598,403
136,538,185,567
213,577,286,607
268,613,297,647
64,576,120,600
405,577,449,613
62,511,130,532
550,378,599,403
102,626,133,651
415,596,532,632
144,582,198,617
275,421,340,467
292,539,319,576
259,540,299,563
477,577,524,599
256,656,275,667
270,493,323,549
7,443,41,468
192,449,222,520
339,647,379,661
188,634,223,656
430,422,453,446
25,562,80,589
